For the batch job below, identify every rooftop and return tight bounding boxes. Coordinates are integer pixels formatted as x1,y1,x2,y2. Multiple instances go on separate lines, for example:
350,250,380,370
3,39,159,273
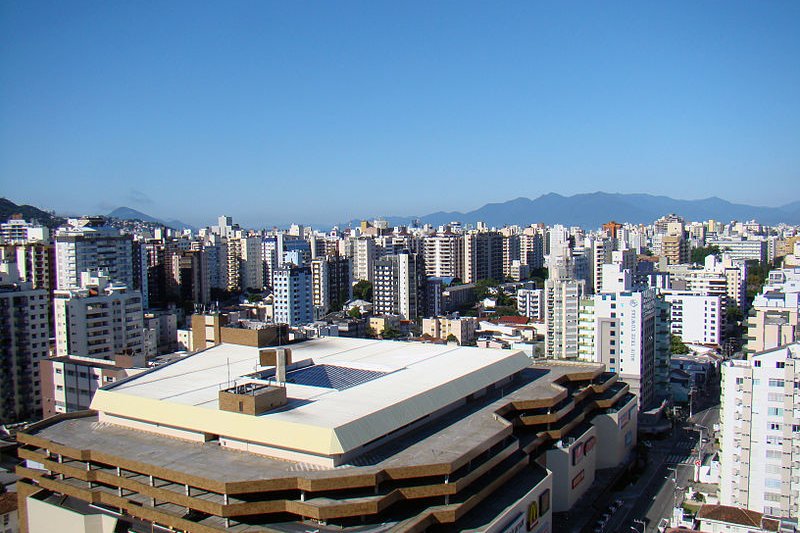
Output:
697,504,779,531
94,337,532,458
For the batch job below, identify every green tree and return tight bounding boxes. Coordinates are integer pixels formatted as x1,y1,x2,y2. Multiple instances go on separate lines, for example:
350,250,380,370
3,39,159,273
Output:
347,307,362,319
746,260,771,302
382,326,402,339
691,245,720,265
445,333,458,343
474,278,499,301
670,334,689,354
494,306,520,316
353,280,373,301
726,304,743,323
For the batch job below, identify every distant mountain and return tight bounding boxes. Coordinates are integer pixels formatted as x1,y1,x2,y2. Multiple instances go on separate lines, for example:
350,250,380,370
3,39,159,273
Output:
362,192,800,229
108,207,196,231
0,197,65,228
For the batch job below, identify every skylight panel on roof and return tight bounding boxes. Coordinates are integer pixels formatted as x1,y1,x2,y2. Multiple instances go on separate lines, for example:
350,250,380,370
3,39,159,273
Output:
285,364,388,391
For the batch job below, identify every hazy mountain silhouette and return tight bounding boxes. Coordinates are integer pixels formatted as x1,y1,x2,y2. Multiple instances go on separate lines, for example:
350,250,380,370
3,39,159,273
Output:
369,192,799,229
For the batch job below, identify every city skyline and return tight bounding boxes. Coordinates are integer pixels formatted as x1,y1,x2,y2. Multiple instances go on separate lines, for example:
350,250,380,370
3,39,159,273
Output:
2,2,799,225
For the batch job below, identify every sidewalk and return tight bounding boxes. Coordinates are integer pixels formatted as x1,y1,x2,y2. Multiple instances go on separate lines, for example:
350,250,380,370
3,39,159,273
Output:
551,452,639,533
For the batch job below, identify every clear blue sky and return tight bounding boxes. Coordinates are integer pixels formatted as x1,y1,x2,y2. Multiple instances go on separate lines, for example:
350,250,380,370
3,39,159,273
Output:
1,1,799,228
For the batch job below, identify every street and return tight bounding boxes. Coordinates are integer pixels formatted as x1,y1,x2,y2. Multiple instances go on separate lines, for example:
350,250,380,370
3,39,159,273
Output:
609,382,721,532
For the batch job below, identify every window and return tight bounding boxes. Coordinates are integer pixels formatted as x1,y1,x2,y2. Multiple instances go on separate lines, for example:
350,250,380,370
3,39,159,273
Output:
754,360,762,367
768,407,784,416
769,423,782,431
776,362,786,369
769,379,785,388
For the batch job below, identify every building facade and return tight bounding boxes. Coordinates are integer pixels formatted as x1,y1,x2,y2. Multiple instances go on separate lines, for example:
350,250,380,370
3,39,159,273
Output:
719,343,800,517
272,265,313,327
0,262,50,422
53,271,145,364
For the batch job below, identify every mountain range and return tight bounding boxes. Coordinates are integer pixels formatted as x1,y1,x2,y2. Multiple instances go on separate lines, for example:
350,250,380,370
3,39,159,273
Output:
0,197,65,228
107,207,196,231
3,193,799,231
367,192,800,229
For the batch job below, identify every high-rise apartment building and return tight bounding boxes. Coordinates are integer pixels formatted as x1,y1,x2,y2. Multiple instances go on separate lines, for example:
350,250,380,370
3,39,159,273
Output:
3,242,54,293
661,234,689,265
0,261,50,422
502,233,521,279
53,271,145,364
310,256,352,318
520,227,545,269
0,217,49,243
423,232,464,279
373,251,425,320
54,218,134,290
578,269,659,409
517,288,544,320
663,292,723,346
272,265,313,326
167,249,210,304
719,343,800,517
352,236,377,284
745,268,800,355
545,277,585,359
463,231,503,283
709,237,768,264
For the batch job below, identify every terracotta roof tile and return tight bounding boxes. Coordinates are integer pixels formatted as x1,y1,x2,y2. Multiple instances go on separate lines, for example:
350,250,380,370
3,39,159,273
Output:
697,504,778,531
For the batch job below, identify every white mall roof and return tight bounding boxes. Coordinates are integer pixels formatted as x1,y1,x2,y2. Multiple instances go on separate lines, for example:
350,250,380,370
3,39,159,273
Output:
93,337,530,457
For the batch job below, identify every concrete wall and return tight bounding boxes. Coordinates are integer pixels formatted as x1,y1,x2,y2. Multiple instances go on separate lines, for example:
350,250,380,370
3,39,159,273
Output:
546,426,597,512
591,395,638,469
27,496,117,533
476,469,553,533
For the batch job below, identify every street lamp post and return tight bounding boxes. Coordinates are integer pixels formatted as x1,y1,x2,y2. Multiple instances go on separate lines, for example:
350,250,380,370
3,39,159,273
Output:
693,424,709,481
667,464,693,526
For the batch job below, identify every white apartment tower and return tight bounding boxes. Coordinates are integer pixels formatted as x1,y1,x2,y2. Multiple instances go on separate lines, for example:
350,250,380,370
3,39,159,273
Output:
520,227,545,269
54,218,134,290
663,292,723,346
352,237,377,285
517,288,544,320
53,271,145,364
578,268,659,409
720,343,800,517
423,233,465,279
273,265,313,327
238,235,264,290
545,276,585,359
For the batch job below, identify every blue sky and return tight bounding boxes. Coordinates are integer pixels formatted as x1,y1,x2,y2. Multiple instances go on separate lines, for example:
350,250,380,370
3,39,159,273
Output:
1,1,799,228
